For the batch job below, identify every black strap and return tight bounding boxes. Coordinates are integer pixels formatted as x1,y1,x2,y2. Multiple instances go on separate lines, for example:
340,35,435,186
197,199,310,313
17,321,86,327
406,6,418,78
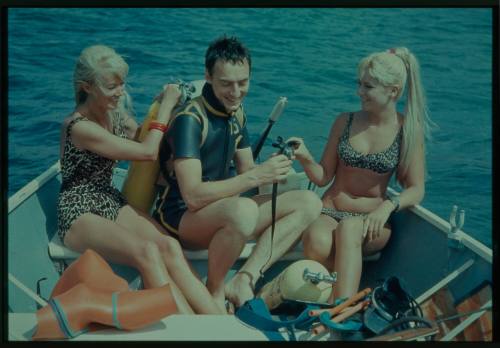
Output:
235,298,321,341
259,182,278,279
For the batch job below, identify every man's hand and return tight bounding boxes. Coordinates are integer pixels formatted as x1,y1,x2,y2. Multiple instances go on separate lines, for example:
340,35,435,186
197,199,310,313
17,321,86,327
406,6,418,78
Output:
249,154,292,185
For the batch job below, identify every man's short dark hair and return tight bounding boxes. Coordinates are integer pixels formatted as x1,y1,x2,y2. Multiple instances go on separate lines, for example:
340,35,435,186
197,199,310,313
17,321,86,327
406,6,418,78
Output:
205,35,251,76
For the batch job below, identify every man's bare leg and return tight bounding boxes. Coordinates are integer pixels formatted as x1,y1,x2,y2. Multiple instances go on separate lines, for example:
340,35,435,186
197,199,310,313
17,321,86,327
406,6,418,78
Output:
225,190,322,307
178,196,259,313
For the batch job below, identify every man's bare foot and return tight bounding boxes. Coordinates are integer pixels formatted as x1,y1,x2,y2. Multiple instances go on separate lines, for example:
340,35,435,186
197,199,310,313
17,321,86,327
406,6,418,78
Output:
225,271,255,308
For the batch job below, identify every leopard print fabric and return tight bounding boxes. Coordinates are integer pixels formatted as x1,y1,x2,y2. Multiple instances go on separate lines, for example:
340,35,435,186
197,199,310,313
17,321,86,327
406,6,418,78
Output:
321,207,366,222
337,113,402,174
57,112,128,242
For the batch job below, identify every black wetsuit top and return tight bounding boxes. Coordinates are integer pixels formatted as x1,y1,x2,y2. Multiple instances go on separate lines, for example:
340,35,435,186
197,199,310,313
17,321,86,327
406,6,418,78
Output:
154,83,251,233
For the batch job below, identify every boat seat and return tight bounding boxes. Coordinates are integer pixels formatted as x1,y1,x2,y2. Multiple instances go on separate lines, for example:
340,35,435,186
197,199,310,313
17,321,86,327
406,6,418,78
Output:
48,233,80,260
48,233,380,262
48,233,306,261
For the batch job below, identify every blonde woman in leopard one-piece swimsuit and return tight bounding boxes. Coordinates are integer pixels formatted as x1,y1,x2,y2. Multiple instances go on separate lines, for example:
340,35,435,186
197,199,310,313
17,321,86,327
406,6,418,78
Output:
288,47,433,302
57,45,223,315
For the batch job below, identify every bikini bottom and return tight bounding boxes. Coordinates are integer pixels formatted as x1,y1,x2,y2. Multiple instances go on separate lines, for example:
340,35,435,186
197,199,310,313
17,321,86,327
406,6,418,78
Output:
320,207,366,222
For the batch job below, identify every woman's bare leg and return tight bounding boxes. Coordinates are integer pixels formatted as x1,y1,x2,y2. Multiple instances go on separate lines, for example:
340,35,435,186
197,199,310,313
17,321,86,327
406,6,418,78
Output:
116,205,226,314
63,212,193,314
302,214,338,271
333,217,391,300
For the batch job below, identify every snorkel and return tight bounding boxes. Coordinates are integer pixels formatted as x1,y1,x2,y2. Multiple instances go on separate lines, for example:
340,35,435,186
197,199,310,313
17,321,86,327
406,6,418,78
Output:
252,97,288,159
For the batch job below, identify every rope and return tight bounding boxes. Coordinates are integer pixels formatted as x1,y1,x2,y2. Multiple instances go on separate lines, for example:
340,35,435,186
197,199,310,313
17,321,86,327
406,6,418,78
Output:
435,305,492,324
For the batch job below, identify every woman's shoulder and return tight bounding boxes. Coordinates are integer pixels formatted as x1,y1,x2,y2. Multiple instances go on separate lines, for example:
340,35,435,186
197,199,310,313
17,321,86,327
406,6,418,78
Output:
332,111,358,128
62,111,87,125
60,112,97,139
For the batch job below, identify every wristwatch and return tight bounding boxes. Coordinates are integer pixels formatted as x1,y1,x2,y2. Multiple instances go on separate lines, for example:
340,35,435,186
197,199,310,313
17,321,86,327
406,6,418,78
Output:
387,195,400,212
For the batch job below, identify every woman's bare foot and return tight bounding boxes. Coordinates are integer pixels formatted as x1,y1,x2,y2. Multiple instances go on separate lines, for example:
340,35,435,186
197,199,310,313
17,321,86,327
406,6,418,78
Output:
225,300,235,314
206,279,229,314
212,289,228,314
224,271,255,308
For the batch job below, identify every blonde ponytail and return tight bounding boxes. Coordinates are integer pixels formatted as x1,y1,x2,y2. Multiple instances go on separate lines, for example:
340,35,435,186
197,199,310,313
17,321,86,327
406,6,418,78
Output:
392,47,434,181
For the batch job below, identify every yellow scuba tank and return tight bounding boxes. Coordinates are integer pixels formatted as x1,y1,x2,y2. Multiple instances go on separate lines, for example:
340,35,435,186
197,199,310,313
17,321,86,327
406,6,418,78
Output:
256,260,336,310
121,80,205,213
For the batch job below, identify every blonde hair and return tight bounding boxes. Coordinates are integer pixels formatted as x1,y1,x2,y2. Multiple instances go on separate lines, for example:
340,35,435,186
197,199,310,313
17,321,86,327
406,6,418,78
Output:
73,45,134,116
357,47,433,182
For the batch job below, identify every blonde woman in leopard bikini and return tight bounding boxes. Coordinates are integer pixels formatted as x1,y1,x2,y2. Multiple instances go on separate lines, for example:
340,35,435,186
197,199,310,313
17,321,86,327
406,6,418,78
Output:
57,45,223,314
288,47,432,301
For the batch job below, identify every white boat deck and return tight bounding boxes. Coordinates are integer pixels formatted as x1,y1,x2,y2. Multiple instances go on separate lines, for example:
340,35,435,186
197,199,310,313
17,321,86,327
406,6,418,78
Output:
9,313,323,341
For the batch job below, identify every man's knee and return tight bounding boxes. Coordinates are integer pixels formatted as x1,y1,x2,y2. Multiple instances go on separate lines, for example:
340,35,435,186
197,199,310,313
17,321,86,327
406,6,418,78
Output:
303,190,323,217
223,197,259,238
285,190,322,220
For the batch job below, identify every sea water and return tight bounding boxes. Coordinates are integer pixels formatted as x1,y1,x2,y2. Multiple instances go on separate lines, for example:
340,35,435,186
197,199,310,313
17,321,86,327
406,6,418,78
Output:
7,8,492,247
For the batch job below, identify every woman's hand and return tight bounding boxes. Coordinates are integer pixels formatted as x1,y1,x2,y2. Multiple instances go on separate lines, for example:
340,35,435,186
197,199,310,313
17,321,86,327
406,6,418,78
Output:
155,84,183,124
161,84,182,107
285,136,312,163
155,84,182,106
362,201,394,242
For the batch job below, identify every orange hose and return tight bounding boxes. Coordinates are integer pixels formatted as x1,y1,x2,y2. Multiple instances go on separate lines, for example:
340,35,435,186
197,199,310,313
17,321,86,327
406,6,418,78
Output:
309,287,371,317
311,298,371,335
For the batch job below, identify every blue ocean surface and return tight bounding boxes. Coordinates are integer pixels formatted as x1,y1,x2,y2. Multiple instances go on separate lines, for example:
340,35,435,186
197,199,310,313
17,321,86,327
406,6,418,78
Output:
7,8,492,247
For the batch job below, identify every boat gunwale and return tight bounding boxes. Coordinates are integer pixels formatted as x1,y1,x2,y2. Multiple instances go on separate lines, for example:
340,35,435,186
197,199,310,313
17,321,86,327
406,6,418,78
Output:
387,187,492,263
8,160,61,214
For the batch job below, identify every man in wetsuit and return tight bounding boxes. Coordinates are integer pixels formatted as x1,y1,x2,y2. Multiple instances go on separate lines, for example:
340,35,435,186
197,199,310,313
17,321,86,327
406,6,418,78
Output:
154,35,322,312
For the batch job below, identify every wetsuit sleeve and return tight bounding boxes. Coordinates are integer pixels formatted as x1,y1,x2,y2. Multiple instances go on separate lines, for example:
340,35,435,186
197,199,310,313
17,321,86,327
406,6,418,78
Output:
237,125,251,149
166,115,202,160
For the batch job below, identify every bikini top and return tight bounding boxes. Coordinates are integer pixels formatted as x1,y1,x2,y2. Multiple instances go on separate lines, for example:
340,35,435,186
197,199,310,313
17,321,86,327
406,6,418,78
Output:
337,113,402,174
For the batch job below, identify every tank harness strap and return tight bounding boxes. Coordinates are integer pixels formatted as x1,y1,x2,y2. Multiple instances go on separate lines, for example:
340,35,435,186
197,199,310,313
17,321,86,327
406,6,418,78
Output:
235,298,321,341
48,298,89,339
112,292,123,330
190,96,209,147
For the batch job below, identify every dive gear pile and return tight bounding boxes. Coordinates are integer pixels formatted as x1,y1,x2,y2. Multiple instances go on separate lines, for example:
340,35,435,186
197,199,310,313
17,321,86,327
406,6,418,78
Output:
236,276,436,341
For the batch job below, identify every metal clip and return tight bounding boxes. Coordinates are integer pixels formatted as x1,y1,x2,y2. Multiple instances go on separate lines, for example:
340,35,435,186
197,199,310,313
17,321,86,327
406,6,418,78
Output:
176,79,197,105
303,268,337,284
448,205,465,249
36,277,48,309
